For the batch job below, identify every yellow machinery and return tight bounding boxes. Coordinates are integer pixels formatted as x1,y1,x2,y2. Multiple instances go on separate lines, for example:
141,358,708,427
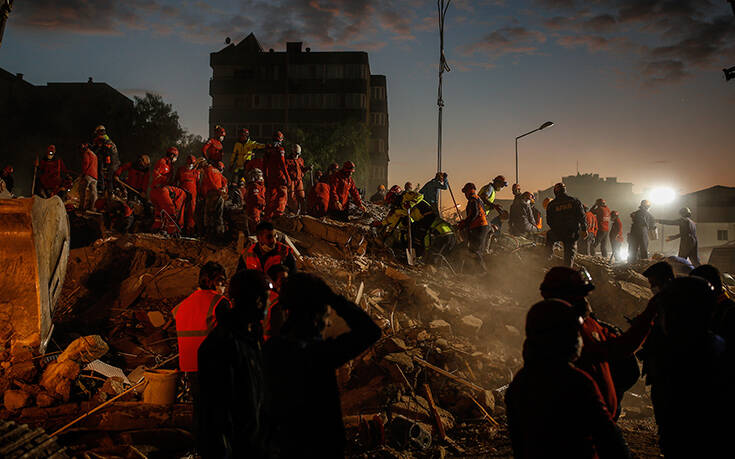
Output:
0,196,69,352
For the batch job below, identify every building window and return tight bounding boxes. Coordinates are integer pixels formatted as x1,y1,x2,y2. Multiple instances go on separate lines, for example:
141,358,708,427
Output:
371,112,386,126
234,68,255,79
718,230,729,241
253,95,260,108
378,139,385,153
326,64,344,79
371,87,385,100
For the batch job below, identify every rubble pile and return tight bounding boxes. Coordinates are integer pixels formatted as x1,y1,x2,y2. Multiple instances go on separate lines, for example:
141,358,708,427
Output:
0,210,659,456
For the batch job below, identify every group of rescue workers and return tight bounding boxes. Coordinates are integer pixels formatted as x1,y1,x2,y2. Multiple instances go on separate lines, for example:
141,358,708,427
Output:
170,217,733,457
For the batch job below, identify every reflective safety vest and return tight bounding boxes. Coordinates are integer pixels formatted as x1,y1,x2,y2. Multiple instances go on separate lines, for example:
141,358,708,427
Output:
173,289,230,372
231,139,265,170
424,218,454,248
478,183,496,215
242,242,292,275
467,195,488,229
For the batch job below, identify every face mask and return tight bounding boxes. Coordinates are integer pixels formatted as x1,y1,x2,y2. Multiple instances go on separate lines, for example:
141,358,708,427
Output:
216,285,226,295
260,242,275,252
171,156,178,163
219,136,225,141
188,164,194,170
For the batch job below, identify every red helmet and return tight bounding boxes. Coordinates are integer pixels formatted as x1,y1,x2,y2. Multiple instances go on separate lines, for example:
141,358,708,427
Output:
521,191,533,201
553,182,566,195
342,161,355,171
187,155,197,166
273,131,284,142
2,165,13,175
48,145,56,153
167,146,179,158
328,162,339,172
461,182,476,194
595,198,606,206
239,128,249,137
215,125,226,137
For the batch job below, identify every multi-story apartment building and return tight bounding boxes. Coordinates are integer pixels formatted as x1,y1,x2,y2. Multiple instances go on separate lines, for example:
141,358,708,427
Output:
209,33,389,192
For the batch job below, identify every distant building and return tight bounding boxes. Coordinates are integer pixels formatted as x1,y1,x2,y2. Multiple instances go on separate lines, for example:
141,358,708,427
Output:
537,173,639,231
0,67,134,194
209,33,389,192
658,185,735,265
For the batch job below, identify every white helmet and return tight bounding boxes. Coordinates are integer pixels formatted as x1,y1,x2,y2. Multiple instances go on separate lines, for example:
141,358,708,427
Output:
292,144,302,156
247,168,264,183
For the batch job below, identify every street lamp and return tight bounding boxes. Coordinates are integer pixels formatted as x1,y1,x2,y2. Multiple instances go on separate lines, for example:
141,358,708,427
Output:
515,121,554,184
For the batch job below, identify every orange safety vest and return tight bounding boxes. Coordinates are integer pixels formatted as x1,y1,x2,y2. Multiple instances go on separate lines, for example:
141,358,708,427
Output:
585,211,598,237
242,242,292,275
468,195,488,229
173,289,230,372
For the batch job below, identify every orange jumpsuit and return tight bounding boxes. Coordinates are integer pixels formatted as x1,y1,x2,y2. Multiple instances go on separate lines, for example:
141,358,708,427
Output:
263,144,291,220
245,181,266,232
176,165,200,232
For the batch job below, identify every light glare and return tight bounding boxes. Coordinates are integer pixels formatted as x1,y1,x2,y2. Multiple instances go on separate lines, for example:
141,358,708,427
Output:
649,187,676,205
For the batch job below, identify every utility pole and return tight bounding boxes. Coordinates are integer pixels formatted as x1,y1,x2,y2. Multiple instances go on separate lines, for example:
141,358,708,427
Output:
437,0,451,210
0,1,14,48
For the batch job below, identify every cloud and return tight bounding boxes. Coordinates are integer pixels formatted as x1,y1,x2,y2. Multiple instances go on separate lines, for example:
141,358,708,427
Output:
533,0,735,87
461,26,546,59
13,0,422,49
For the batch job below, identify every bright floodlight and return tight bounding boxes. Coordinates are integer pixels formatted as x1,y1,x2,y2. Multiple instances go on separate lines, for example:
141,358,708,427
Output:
649,187,676,205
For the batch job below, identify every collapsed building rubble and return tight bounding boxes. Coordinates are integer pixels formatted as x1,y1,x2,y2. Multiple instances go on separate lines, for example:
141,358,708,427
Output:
0,204,662,457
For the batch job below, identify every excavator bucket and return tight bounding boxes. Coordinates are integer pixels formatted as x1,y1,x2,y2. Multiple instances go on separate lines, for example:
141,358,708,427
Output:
0,196,69,352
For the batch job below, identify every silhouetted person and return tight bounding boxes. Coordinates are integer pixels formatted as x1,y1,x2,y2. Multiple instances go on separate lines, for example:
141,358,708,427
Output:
628,199,655,261
197,269,272,458
540,267,657,419
546,182,586,267
657,207,700,266
506,299,631,458
643,276,729,457
263,273,381,458
690,264,735,341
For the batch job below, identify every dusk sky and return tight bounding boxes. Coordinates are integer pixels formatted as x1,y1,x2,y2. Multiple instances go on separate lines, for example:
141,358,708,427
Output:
2,0,734,199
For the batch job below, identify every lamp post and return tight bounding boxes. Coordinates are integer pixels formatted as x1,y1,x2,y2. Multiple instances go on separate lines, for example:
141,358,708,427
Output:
515,121,553,185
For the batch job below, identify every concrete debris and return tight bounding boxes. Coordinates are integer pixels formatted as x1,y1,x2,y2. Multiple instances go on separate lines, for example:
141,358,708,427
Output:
0,206,661,457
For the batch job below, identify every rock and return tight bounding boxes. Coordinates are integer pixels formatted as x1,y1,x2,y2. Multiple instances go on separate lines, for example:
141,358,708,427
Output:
504,325,521,336
382,352,414,373
57,335,109,365
457,315,483,336
4,389,31,410
412,284,446,312
40,360,80,401
391,394,455,430
6,360,37,382
36,392,56,407
429,320,452,337
147,311,166,328
375,337,408,357
416,330,430,341
385,266,411,282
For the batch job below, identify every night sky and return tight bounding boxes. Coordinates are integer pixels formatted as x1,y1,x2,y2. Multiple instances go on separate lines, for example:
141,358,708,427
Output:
2,0,734,199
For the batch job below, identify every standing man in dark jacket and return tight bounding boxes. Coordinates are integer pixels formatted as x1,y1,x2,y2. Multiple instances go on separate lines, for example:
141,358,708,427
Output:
657,207,700,266
506,299,631,459
197,269,272,458
629,200,655,261
263,273,381,458
591,198,612,258
546,182,586,267
609,211,624,262
457,182,489,272
509,191,537,237
419,172,448,211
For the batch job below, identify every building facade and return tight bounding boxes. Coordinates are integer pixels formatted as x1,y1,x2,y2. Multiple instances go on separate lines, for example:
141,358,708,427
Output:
0,67,134,194
209,33,389,192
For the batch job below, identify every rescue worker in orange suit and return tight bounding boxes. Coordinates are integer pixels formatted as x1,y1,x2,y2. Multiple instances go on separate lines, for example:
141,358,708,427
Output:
384,184,402,205
286,144,310,214
457,183,489,272
91,125,119,193
237,221,296,275
200,161,228,240
79,144,98,211
580,205,598,256
610,210,624,262
307,172,331,218
173,261,231,449
94,195,134,233
540,267,658,420
176,155,201,235
150,147,186,234
244,168,266,234
590,198,612,257
197,269,272,458
546,182,586,267
114,154,151,199
36,145,70,198
506,298,632,458
263,131,291,220
328,161,366,221
203,125,226,164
